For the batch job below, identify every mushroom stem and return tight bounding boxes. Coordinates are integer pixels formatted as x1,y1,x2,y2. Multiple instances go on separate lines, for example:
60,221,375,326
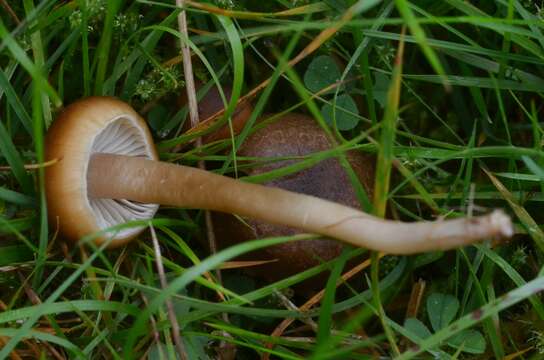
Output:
88,153,512,255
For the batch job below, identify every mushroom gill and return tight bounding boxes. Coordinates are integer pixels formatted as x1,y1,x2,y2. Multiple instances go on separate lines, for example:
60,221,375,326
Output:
87,116,158,237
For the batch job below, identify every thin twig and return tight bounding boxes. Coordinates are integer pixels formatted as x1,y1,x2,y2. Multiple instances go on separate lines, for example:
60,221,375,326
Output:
175,0,221,283
140,293,166,360
0,0,20,25
405,279,426,319
176,2,234,358
0,158,58,171
149,224,188,360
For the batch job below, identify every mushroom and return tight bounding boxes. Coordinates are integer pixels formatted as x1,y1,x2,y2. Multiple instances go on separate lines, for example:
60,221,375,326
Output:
211,113,374,282
45,96,513,253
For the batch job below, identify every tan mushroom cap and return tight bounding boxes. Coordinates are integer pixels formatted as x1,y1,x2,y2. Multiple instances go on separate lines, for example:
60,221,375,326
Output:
45,97,159,247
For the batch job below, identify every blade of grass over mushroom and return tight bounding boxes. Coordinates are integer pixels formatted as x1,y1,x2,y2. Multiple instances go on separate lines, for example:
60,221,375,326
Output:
394,0,449,89
239,130,369,183
277,43,374,210
484,168,544,254
215,22,303,175
214,14,244,176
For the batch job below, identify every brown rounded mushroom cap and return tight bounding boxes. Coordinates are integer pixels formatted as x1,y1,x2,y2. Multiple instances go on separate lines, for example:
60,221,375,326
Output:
213,113,374,283
179,83,253,143
45,97,159,247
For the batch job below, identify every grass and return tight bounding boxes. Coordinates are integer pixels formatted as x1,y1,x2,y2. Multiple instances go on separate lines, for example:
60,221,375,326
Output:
1,0,544,358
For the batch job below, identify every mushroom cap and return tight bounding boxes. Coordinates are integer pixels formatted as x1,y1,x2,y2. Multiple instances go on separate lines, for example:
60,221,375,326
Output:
213,113,374,288
45,97,159,247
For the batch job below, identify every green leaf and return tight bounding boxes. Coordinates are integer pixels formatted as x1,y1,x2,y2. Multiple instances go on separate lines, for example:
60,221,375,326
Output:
372,72,390,107
320,94,360,130
404,318,432,340
427,293,459,332
447,329,486,354
304,55,342,93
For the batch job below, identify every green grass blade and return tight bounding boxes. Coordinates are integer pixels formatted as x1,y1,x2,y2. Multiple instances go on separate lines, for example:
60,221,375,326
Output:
93,0,122,94
0,18,61,107
395,0,449,88
0,119,32,193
